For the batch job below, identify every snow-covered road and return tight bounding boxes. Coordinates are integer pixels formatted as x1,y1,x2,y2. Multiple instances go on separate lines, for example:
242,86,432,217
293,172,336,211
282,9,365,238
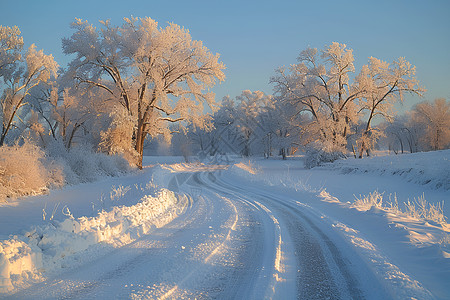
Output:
193,172,389,299
7,168,394,299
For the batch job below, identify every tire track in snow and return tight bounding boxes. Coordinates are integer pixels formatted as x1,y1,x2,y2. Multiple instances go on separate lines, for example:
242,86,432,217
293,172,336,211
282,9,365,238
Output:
204,172,365,299
246,188,364,299
194,173,298,299
214,171,435,300
158,192,243,299
190,173,284,299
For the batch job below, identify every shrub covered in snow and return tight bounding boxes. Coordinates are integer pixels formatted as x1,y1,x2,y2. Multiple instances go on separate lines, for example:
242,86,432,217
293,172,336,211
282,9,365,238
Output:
0,140,134,201
304,144,346,169
232,161,260,175
351,190,384,211
352,191,447,225
44,140,134,185
0,141,64,200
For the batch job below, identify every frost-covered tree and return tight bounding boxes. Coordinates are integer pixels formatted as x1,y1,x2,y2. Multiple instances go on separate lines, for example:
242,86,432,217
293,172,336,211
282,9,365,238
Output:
356,57,424,157
26,78,104,150
63,17,225,168
200,95,240,155
271,43,360,152
409,98,450,151
256,97,298,159
26,81,59,144
0,25,22,79
271,42,423,158
0,26,58,146
381,115,418,154
233,90,273,156
52,88,92,148
199,91,297,159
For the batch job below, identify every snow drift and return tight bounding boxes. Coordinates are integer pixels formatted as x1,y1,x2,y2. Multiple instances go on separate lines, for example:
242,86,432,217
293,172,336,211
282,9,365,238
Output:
0,188,187,293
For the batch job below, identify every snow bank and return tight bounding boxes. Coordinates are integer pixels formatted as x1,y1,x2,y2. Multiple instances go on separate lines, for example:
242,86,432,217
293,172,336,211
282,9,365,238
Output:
330,150,450,190
0,189,187,293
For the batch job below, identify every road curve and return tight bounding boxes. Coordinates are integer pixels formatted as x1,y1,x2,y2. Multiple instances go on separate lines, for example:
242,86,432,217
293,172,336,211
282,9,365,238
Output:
194,171,390,299
8,169,390,299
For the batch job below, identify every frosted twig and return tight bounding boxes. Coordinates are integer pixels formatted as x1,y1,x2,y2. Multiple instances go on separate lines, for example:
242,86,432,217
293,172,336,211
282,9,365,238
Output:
42,202,47,221
62,205,74,220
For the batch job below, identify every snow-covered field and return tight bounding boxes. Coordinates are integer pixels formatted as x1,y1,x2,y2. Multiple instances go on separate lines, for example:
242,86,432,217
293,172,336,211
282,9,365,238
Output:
0,152,449,299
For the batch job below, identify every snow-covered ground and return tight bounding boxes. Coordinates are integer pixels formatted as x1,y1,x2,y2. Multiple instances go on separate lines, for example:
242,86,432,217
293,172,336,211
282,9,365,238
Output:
332,150,450,191
0,152,449,299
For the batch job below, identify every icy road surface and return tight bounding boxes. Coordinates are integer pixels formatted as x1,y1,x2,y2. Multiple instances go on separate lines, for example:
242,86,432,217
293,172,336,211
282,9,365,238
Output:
9,170,402,299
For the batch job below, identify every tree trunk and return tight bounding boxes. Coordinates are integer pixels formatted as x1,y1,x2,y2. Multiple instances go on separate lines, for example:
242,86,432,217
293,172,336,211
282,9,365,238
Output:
0,130,6,147
135,122,145,170
394,133,404,154
66,123,83,149
280,148,287,160
358,140,365,159
136,141,144,170
358,131,368,159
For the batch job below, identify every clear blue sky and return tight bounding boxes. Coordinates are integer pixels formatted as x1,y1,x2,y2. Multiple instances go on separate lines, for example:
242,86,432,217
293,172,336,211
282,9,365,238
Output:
2,0,449,112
